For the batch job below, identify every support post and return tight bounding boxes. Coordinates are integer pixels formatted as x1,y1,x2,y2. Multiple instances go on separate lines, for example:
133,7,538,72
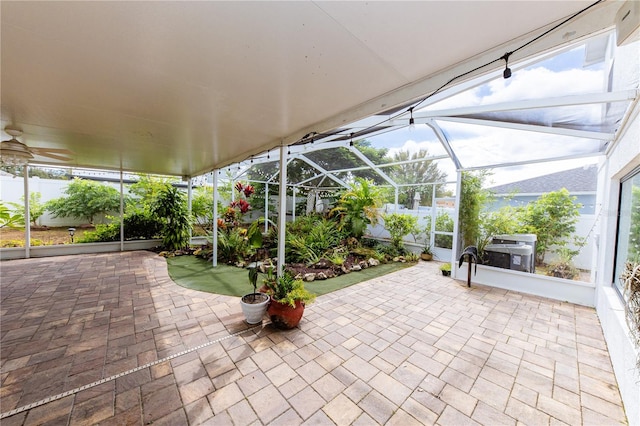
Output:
394,187,399,213
276,146,288,278
23,165,30,258
265,183,269,233
292,186,296,222
451,170,462,279
187,177,192,241
213,171,219,267
120,170,124,251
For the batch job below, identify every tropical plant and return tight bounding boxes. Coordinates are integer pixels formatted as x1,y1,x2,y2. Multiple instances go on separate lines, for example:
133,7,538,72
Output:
0,202,25,229
285,216,342,264
331,178,382,238
45,178,121,224
216,227,249,263
383,213,419,254
9,192,46,226
522,188,581,264
264,271,316,307
151,185,192,250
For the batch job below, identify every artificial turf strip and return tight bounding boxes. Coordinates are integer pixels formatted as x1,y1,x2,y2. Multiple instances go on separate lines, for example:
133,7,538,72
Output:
166,255,412,297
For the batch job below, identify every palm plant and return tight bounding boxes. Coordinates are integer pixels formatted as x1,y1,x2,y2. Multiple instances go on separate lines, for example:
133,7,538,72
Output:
330,178,382,238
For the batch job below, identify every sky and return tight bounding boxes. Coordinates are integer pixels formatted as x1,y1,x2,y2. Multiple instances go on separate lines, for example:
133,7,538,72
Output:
364,34,612,187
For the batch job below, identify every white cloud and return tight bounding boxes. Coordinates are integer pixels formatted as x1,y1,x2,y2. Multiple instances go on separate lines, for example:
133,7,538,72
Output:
482,67,604,104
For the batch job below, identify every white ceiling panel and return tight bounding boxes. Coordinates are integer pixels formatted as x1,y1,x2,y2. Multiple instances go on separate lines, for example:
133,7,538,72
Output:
1,1,621,176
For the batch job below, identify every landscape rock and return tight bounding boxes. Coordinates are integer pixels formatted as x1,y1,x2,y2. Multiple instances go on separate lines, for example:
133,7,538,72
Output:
351,264,362,272
314,258,333,269
368,258,380,267
316,272,328,280
303,273,316,282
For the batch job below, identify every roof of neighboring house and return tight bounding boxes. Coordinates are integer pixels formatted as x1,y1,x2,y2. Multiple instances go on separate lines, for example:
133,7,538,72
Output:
488,164,597,195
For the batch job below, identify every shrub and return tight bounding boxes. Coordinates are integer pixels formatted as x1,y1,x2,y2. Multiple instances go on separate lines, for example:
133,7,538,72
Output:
383,213,419,254
522,188,581,264
152,186,192,251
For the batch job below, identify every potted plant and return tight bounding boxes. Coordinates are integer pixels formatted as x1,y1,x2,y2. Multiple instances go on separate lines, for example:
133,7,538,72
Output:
240,266,270,324
265,271,316,329
421,244,433,261
440,262,451,276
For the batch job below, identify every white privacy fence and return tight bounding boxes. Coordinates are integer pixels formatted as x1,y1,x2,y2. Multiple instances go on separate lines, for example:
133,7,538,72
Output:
0,175,121,227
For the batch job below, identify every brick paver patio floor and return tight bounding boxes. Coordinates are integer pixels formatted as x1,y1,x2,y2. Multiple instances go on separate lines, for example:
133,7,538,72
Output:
0,251,628,425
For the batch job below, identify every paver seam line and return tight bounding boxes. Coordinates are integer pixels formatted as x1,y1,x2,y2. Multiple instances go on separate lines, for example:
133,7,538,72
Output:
0,322,264,420
0,265,418,421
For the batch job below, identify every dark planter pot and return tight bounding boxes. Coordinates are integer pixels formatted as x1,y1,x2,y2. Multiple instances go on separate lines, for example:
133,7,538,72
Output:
267,298,305,329
441,270,451,276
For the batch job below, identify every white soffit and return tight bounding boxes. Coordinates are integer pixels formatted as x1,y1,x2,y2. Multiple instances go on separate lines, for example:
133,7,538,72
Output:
0,1,621,177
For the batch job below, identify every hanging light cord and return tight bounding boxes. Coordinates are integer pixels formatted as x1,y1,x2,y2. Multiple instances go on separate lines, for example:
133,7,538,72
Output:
407,0,604,113
224,0,604,170
338,0,605,138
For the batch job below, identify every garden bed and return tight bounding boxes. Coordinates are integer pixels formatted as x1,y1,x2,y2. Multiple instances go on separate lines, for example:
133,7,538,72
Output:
0,226,94,247
166,255,412,297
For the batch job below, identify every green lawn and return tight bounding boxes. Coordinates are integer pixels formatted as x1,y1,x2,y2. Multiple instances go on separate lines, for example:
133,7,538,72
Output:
166,255,412,297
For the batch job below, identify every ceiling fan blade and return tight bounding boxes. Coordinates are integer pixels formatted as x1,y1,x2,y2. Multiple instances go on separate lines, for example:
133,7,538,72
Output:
30,147,74,155
30,147,74,161
32,151,73,162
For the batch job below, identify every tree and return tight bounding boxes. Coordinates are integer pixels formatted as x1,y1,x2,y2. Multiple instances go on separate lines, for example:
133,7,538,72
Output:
127,175,176,211
522,188,582,264
387,149,448,208
45,178,121,224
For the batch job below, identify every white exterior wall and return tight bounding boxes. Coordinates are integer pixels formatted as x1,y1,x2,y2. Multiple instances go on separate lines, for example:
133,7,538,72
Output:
596,93,640,424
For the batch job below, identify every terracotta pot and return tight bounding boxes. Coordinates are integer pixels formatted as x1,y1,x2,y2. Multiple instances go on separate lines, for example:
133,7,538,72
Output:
267,297,305,329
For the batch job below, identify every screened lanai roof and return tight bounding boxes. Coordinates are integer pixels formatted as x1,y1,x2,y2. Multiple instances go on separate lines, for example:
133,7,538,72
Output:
228,30,639,189
1,1,635,179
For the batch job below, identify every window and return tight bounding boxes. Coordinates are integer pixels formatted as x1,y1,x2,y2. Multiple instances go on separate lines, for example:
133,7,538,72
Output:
614,169,640,294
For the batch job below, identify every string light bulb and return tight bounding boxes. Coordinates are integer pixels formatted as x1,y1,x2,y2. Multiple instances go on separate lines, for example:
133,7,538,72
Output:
409,107,415,131
502,52,512,79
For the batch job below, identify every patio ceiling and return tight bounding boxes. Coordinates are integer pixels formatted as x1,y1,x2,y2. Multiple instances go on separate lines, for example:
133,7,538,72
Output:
0,1,624,178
